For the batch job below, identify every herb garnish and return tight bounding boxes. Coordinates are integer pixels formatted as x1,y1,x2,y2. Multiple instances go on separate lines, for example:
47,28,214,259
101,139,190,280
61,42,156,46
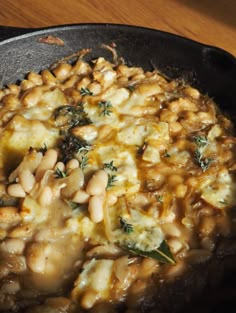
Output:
219,199,228,205
80,87,93,96
98,100,113,116
54,167,68,178
103,160,117,172
127,85,135,92
156,195,163,204
119,216,134,234
59,135,91,163
193,135,208,148
194,149,213,172
163,150,171,158
54,103,91,130
38,143,48,155
79,155,89,170
67,201,82,210
193,135,213,171
106,174,117,189
122,240,176,264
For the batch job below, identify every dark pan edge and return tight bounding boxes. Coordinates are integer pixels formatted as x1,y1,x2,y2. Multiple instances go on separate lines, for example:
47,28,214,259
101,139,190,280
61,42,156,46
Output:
0,23,235,117
0,23,235,59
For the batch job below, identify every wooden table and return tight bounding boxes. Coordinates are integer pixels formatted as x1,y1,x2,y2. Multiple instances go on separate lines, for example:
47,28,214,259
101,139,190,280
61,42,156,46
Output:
0,0,235,56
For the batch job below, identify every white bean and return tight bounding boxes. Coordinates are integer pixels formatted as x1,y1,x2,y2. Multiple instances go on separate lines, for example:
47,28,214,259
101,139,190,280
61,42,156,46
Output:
106,191,118,206
7,183,26,198
86,170,108,196
8,224,33,239
18,169,36,193
61,167,84,198
72,189,90,203
1,238,25,254
161,223,181,237
7,255,27,274
66,158,79,170
26,242,51,273
54,161,65,172
1,279,20,294
35,149,58,180
0,183,6,197
88,195,104,223
168,238,183,254
81,290,97,309
38,186,53,206
0,207,21,225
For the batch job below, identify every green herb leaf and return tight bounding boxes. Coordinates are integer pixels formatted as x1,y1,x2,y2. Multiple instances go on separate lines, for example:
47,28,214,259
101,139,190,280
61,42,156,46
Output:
54,167,68,178
68,201,81,210
38,143,48,155
80,87,93,96
127,85,135,92
103,160,117,172
54,104,91,130
79,155,89,170
98,100,113,116
122,240,176,264
156,195,163,204
66,201,86,216
219,199,228,205
59,135,91,163
163,150,171,158
119,216,134,234
193,135,208,148
106,174,117,189
194,148,213,172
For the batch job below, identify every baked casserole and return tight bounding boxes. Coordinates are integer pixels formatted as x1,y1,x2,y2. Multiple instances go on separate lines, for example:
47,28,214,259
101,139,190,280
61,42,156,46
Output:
0,49,235,313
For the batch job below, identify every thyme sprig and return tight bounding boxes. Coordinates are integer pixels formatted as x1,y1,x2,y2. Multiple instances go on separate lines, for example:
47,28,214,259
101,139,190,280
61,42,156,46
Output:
156,195,163,204
80,87,93,96
127,85,135,92
193,134,213,171
98,100,113,116
194,149,213,172
54,103,91,130
79,155,89,170
106,174,117,189
163,150,171,158
38,143,48,155
193,135,208,148
54,167,68,178
119,216,134,234
59,135,91,163
103,160,117,172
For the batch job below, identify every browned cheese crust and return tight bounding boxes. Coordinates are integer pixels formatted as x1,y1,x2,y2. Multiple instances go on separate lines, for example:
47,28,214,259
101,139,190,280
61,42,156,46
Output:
0,51,235,313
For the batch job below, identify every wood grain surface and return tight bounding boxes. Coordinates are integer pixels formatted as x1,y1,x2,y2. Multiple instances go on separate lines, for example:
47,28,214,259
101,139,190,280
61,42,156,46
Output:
0,0,235,55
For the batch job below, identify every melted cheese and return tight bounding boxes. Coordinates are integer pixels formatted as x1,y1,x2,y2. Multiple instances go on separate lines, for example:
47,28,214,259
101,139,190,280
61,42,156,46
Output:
0,55,235,313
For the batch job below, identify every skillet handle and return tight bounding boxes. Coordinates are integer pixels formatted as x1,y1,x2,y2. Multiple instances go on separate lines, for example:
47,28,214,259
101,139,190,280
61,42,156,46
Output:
0,26,32,41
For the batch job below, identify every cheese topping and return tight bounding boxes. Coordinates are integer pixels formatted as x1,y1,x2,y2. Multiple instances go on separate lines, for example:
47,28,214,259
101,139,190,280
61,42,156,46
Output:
0,53,235,313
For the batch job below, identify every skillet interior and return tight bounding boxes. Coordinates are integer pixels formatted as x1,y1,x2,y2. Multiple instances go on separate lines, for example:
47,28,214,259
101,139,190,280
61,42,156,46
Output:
0,23,236,312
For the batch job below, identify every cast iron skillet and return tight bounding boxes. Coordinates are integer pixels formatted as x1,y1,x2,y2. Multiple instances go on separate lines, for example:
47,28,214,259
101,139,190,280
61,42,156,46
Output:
0,23,236,312
0,23,235,120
